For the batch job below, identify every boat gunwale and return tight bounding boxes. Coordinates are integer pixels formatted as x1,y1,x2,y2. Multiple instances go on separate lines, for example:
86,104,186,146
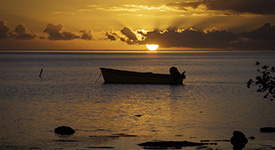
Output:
100,68,171,77
100,67,185,85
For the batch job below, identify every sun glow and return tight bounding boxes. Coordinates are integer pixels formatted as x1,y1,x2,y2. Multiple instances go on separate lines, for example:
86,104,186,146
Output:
146,44,159,51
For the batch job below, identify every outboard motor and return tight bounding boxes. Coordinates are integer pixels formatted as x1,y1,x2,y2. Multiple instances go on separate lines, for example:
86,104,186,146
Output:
181,71,186,79
170,67,180,78
170,66,186,81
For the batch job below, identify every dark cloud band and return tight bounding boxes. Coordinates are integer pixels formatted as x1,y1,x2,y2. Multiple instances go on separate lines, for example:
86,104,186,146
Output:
0,21,9,39
0,21,93,41
167,0,275,15
0,21,35,40
107,23,275,50
43,23,92,40
11,24,36,40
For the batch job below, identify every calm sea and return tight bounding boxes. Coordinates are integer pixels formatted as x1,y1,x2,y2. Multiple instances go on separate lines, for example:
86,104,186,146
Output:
0,50,275,150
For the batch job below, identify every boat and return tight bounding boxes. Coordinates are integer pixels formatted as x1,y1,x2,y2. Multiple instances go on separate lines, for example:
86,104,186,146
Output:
100,67,186,85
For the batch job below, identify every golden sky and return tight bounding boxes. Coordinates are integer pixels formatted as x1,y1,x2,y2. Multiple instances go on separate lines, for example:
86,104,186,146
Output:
1,0,275,50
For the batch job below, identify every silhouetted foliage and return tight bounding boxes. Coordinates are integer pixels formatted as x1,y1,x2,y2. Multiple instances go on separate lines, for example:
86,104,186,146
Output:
247,61,275,101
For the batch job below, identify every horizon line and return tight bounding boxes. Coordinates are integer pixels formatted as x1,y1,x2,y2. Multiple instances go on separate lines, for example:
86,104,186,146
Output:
0,49,274,53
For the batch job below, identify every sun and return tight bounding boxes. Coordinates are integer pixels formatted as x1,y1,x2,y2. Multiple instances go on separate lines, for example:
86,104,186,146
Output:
146,44,159,51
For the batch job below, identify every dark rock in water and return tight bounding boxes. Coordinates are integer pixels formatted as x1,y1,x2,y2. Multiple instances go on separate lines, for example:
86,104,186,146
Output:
138,141,216,149
54,140,78,142
112,133,138,137
89,133,138,138
260,127,275,133
87,146,115,149
230,131,248,150
54,126,75,135
96,128,105,131
201,139,230,142
175,135,183,137
89,135,120,138
29,147,41,149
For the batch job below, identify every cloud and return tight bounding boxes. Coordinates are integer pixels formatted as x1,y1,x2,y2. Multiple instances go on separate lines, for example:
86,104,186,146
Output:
3,19,275,50
107,27,238,48
43,23,93,40
43,23,63,40
206,0,275,15
0,21,10,39
43,23,80,40
10,24,36,40
95,4,178,13
167,1,205,10
120,27,137,41
238,23,275,41
105,32,118,41
232,23,275,50
107,26,237,48
1,21,35,40
1,21,92,41
105,27,140,44
137,30,146,37
114,23,275,50
231,38,275,50
79,30,93,40
143,28,237,48
167,0,275,15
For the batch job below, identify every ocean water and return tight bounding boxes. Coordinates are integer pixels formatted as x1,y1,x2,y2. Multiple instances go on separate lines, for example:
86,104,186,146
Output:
0,50,275,150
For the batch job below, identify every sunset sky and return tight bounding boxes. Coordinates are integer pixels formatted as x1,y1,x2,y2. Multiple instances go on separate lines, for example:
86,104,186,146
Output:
1,0,275,50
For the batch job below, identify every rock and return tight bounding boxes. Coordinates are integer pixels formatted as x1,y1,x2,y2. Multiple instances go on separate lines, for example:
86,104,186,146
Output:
138,141,216,149
230,131,248,150
54,126,75,135
54,140,78,142
260,127,275,133
87,146,115,149
175,135,183,137
29,147,41,149
201,139,230,142
112,133,138,137
89,135,120,138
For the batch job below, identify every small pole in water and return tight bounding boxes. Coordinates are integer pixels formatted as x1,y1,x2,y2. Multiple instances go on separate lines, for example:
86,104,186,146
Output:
39,69,43,78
